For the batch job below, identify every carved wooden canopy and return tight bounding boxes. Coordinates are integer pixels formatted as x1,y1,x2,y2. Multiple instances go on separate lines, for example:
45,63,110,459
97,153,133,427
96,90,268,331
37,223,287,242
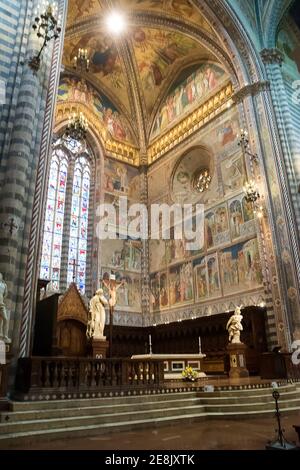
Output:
57,282,89,325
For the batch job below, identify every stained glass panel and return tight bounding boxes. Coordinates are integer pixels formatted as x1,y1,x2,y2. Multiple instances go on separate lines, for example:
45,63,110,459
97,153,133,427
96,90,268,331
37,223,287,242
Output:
68,156,90,293
40,150,68,290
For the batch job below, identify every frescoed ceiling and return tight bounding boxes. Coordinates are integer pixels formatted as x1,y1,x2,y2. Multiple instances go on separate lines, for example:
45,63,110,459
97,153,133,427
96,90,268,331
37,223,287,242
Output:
62,0,232,157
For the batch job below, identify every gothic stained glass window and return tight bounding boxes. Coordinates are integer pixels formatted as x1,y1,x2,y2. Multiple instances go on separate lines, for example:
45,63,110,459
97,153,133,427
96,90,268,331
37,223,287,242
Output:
67,156,91,293
40,150,68,290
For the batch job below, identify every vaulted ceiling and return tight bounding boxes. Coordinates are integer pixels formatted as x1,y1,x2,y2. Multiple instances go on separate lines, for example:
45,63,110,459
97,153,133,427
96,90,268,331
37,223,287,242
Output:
62,0,232,150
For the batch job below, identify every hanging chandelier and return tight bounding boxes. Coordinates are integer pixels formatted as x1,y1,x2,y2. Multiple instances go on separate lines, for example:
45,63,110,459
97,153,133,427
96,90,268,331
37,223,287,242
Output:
193,168,212,193
243,180,259,204
238,128,258,163
243,180,264,218
73,48,90,73
29,1,61,72
64,112,89,142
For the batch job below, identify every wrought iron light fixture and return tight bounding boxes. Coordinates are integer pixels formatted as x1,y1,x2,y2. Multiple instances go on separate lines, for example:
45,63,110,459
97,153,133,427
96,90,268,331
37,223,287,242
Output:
73,48,90,73
29,1,61,72
243,180,264,218
193,168,212,193
64,112,89,142
238,129,258,163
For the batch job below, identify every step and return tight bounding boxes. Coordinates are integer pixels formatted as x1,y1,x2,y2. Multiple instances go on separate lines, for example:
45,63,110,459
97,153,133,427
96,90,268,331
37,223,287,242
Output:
198,390,300,405
0,403,207,434
1,405,299,448
8,391,198,412
1,397,201,423
196,384,298,398
203,397,300,413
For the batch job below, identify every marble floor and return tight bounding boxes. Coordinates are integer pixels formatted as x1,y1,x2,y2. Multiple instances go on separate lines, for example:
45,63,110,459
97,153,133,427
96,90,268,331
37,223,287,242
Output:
10,413,300,450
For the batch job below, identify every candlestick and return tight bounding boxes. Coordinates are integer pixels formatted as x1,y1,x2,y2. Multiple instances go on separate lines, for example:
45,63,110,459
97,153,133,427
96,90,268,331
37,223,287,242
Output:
199,336,202,354
149,334,152,355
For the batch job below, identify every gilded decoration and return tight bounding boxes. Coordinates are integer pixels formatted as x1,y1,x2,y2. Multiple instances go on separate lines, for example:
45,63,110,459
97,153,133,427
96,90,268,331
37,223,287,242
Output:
148,82,234,163
55,102,139,165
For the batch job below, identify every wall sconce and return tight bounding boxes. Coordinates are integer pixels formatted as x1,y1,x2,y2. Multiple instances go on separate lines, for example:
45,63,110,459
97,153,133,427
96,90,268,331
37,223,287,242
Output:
73,48,90,73
64,112,89,142
29,1,61,72
243,180,264,219
238,129,258,163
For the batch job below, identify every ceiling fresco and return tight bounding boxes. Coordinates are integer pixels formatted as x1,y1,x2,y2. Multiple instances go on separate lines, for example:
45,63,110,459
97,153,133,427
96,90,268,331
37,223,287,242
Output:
58,77,136,145
118,0,213,33
61,1,231,154
129,27,208,114
62,32,131,113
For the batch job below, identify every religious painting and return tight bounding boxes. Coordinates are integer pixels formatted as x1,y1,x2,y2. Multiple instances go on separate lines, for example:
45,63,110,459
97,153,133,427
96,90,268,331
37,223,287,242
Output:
205,211,215,250
131,28,200,112
169,262,193,306
204,205,230,249
101,240,141,273
101,269,141,312
149,239,167,273
104,158,140,200
124,240,142,272
220,238,263,295
207,255,222,298
119,0,212,33
277,28,300,77
229,198,243,240
202,111,240,161
194,257,208,301
214,204,230,245
62,32,130,112
57,77,134,144
165,239,189,265
220,152,245,195
160,272,169,309
229,196,256,241
151,62,226,137
66,0,103,25
242,196,255,222
194,254,221,301
101,240,126,271
150,272,160,311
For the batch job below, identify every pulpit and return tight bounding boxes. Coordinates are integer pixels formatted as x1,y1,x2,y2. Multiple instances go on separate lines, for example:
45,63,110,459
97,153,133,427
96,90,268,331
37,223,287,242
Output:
32,292,60,356
56,283,89,357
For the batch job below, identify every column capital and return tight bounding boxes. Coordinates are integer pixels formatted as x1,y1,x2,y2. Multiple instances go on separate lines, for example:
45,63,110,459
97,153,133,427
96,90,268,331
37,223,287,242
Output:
232,80,270,104
260,48,284,65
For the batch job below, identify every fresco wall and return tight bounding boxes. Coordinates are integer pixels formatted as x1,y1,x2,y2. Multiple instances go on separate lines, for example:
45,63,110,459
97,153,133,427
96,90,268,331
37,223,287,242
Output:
57,77,134,145
100,157,142,313
148,105,263,313
151,62,227,138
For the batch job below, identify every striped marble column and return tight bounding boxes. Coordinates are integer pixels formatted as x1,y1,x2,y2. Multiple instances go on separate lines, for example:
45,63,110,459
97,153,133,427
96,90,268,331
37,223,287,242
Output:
0,0,68,359
259,48,300,343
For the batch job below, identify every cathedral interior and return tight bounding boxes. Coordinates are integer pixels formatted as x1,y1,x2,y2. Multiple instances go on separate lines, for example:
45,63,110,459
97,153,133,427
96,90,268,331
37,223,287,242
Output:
0,0,300,452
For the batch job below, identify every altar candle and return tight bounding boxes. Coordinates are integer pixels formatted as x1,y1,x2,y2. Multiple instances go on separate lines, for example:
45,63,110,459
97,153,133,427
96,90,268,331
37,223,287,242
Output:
199,336,202,353
149,334,152,346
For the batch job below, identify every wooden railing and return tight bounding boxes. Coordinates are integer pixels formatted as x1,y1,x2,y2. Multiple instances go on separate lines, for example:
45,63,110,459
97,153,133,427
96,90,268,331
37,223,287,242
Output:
14,357,164,400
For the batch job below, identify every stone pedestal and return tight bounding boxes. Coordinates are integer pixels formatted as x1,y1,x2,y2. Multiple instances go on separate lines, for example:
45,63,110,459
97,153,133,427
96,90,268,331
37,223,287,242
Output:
92,338,109,359
227,342,249,379
0,342,12,410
